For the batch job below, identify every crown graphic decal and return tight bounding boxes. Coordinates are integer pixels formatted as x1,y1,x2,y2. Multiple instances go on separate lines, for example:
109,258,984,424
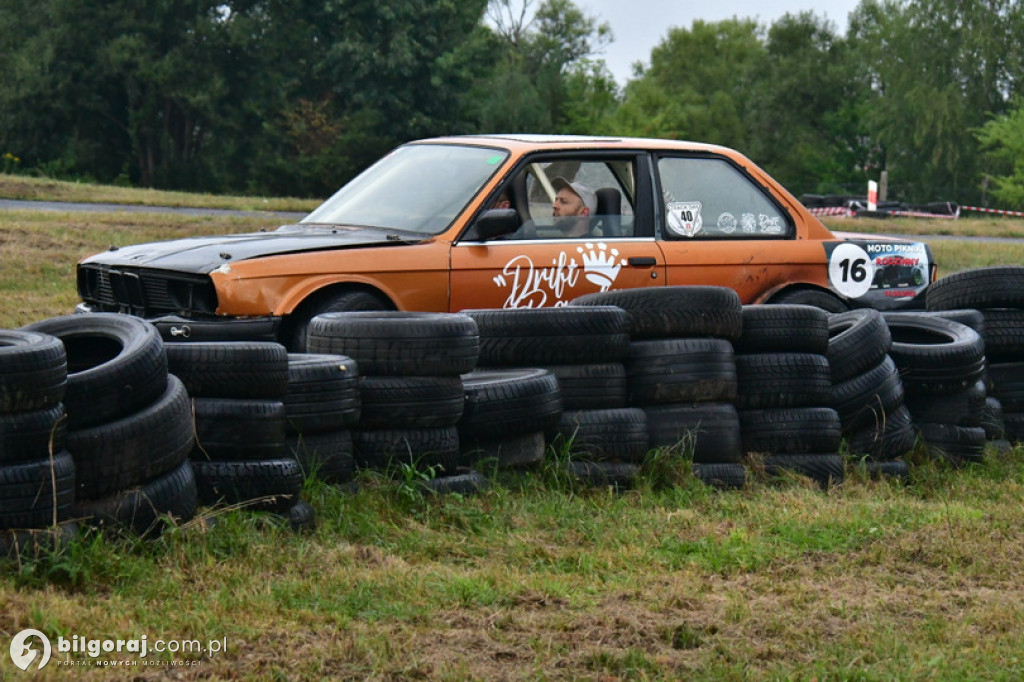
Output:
578,242,626,292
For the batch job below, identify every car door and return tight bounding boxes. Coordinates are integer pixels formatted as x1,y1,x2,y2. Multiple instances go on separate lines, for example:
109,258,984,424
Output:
450,153,665,310
652,154,828,302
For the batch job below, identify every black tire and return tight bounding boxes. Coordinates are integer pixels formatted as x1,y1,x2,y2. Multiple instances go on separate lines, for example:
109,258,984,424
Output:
192,458,304,511
284,353,361,434
831,356,906,432
284,499,316,531
827,309,892,382
459,369,562,440
307,312,479,376
552,408,649,463
645,402,742,463
734,352,832,410
735,305,829,354
570,286,743,340
464,306,629,365
980,309,1024,362
72,459,197,537
627,338,737,405
925,266,1024,311
693,463,747,490
562,460,638,490
1003,411,1024,442
858,458,911,482
0,330,66,412
165,341,289,398
22,313,168,429
543,363,627,410
358,376,464,428
286,430,356,484
987,361,1024,412
739,407,842,454
191,398,286,462
287,289,394,353
0,450,75,529
352,426,460,474
981,396,1006,441
882,313,986,395
918,423,986,465
0,521,79,559
846,404,917,461
461,430,546,469
904,381,985,427
66,375,194,500
762,453,845,489
770,288,849,313
926,309,985,333
422,468,489,496
0,404,67,465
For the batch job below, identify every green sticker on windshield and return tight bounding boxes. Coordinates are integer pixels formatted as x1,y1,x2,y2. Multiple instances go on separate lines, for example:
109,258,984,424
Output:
486,155,504,165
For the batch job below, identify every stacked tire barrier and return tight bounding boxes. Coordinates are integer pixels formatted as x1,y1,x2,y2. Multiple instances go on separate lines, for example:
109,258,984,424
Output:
462,308,617,483
829,309,914,479
166,341,308,521
735,305,843,488
22,314,197,537
283,353,360,487
927,266,1024,442
0,330,78,554
881,313,988,466
573,287,745,490
307,312,484,494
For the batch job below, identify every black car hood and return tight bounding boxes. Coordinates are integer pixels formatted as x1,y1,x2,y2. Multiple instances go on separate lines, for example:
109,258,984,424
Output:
79,224,426,274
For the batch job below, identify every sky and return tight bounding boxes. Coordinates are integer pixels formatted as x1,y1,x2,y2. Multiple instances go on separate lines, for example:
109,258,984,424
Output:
578,0,864,85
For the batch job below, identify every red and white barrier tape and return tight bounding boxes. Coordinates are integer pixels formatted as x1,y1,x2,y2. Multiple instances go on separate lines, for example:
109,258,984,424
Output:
962,206,1024,218
807,207,855,217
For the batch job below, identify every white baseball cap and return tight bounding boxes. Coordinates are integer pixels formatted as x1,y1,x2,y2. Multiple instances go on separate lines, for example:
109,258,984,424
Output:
552,177,597,215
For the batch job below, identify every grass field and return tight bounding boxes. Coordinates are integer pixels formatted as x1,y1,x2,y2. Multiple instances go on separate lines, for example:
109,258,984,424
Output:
3,184,1024,680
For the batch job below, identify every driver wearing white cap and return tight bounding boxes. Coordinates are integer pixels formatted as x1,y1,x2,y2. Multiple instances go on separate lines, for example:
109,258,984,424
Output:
551,177,597,238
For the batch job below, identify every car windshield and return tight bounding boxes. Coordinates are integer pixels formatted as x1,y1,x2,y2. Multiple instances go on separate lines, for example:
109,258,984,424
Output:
301,143,509,234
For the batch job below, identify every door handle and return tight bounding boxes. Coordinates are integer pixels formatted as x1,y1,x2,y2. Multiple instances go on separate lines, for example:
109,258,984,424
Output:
628,257,657,267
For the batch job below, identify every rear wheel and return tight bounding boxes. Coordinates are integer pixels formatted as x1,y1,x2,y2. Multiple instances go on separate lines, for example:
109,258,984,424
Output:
770,288,848,313
286,290,393,352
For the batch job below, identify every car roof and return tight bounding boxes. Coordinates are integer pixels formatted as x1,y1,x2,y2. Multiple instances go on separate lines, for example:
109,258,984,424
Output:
414,134,731,156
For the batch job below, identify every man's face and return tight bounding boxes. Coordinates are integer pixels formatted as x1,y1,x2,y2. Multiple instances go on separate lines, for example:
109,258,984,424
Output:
553,187,585,217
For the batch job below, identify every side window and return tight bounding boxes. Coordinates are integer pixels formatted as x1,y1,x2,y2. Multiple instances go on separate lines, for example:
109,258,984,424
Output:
508,158,637,240
657,156,791,239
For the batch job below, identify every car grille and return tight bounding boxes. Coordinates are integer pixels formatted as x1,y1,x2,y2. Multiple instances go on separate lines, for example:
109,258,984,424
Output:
77,264,218,316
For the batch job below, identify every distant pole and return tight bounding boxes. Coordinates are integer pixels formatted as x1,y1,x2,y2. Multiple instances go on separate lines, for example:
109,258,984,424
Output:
879,171,888,202
868,180,878,211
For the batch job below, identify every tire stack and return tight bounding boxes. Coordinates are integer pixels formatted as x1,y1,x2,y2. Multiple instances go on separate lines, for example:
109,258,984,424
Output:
307,312,481,492
22,314,197,537
460,308,619,483
572,287,745,490
881,312,988,466
0,330,79,555
283,354,360,488
829,309,914,479
735,305,843,489
166,341,308,520
926,266,1024,444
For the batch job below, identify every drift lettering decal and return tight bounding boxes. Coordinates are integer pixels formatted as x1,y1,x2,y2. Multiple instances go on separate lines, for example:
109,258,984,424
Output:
825,241,931,302
492,242,627,308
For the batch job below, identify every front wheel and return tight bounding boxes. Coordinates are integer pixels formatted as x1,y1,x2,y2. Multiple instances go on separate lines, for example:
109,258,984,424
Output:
769,288,849,314
286,290,393,352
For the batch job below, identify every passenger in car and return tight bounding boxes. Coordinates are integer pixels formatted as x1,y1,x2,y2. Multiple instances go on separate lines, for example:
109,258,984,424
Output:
551,177,597,238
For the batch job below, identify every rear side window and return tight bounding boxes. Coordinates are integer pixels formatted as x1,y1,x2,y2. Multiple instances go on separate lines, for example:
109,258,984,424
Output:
657,156,791,239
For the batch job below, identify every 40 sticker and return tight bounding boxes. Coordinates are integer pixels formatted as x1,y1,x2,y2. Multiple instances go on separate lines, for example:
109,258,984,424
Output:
667,201,702,237
828,243,875,298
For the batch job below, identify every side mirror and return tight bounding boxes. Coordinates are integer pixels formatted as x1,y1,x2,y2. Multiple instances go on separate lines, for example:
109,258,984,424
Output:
470,208,520,241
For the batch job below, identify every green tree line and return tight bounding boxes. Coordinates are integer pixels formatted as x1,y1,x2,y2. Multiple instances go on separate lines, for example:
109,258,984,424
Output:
1,0,1023,207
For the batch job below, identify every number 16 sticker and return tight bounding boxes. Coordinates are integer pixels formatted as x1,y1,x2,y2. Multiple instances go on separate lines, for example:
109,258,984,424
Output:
828,243,875,298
